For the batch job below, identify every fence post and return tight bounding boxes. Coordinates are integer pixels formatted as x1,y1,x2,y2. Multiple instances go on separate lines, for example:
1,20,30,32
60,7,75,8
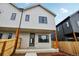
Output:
54,31,58,48
1,41,6,56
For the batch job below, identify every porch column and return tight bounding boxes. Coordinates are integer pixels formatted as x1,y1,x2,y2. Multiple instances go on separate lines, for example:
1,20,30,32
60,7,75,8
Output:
15,28,20,48
54,31,58,48
73,32,77,41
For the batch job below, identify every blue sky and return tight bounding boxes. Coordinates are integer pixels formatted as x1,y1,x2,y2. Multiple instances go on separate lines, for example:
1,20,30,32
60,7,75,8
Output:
16,3,79,25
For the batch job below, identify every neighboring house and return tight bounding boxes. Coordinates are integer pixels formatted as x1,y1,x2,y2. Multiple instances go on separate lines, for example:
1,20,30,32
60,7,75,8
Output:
56,11,79,41
0,3,56,49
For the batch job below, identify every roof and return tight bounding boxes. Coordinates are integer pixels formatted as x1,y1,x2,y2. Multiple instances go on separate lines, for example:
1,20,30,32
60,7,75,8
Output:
56,10,79,27
56,16,70,27
9,3,56,17
24,4,56,17
9,3,23,10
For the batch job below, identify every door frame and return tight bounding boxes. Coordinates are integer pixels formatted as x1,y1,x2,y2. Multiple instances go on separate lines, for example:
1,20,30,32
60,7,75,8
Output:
29,33,35,47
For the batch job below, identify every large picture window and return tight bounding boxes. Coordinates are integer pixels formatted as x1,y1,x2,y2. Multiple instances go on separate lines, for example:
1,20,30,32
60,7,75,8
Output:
38,35,49,42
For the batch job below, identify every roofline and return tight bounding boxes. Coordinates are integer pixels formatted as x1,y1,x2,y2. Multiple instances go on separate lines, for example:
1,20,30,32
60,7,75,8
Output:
24,4,56,17
56,16,70,27
56,10,79,27
9,3,23,11
9,3,56,17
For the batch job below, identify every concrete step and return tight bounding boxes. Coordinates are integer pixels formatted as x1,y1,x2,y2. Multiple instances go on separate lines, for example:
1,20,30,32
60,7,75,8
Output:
15,48,59,54
25,52,37,56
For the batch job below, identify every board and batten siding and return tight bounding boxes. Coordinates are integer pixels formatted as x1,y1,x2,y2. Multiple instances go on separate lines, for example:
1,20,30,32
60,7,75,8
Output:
0,3,21,28
56,25,64,41
70,12,79,33
21,6,56,31
62,18,73,34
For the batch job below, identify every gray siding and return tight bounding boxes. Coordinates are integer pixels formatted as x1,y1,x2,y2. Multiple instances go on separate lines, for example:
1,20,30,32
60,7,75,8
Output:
70,13,79,33
56,25,64,41
62,18,73,34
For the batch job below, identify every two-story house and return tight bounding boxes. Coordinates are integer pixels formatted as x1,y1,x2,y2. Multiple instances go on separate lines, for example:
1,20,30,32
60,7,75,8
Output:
0,3,56,49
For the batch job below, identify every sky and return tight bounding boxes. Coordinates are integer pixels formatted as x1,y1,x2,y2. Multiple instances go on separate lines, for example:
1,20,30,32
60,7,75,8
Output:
16,3,79,25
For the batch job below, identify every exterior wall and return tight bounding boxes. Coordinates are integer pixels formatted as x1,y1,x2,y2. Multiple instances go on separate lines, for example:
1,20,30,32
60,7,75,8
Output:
70,13,79,33
20,32,29,48
62,18,73,34
56,25,64,41
21,6,56,31
19,32,51,49
0,3,21,28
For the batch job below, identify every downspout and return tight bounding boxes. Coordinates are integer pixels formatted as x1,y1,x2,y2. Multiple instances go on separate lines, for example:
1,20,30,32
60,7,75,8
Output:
11,8,23,55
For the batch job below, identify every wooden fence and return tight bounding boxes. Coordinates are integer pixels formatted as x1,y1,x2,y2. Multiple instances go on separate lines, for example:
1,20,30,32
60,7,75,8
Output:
0,38,20,56
52,41,79,56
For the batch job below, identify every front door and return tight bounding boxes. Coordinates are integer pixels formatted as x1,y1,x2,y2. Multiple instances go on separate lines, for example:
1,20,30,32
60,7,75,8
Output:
29,33,35,47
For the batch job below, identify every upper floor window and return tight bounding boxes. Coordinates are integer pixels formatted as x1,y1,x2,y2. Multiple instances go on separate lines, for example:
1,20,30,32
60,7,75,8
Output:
77,21,79,27
8,33,13,39
11,13,16,20
0,11,1,14
66,22,69,27
39,16,47,24
25,15,30,21
0,33,3,39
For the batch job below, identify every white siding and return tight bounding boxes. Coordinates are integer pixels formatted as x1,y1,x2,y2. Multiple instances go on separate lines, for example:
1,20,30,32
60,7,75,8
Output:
20,33,30,48
0,3,21,28
20,32,51,49
21,6,56,30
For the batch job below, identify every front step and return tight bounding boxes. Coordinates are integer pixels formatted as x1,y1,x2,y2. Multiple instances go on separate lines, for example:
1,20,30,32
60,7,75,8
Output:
25,52,37,56
15,48,59,54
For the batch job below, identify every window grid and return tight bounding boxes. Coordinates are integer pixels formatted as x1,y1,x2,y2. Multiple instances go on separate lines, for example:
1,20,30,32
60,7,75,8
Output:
11,13,16,20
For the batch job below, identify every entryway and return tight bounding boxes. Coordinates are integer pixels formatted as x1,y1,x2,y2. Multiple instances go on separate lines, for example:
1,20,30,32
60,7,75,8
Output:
29,33,35,47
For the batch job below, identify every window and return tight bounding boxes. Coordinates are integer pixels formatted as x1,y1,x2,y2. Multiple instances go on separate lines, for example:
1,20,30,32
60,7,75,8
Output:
58,27,59,31
25,15,29,21
0,33,3,39
0,11,1,14
66,22,69,27
77,21,79,27
38,35,49,42
11,13,16,20
8,33,13,39
39,16,47,24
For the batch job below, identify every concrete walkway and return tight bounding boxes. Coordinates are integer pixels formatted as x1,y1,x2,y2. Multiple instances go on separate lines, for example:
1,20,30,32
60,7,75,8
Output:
25,52,37,56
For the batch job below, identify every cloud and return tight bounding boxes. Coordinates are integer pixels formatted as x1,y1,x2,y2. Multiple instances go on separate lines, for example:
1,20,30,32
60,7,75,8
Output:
60,8,68,13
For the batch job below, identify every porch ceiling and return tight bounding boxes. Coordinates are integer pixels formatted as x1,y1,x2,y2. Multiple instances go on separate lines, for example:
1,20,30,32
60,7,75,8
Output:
20,28,55,33
0,27,55,33
0,27,17,32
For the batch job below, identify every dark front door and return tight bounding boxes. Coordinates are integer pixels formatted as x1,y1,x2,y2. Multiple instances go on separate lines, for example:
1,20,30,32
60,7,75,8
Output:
29,33,35,47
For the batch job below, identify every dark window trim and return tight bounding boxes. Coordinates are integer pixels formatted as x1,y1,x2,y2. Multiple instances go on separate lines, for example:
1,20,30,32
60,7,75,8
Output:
38,35,49,43
25,15,30,21
39,16,47,24
11,13,16,20
0,33,3,39
8,33,13,39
